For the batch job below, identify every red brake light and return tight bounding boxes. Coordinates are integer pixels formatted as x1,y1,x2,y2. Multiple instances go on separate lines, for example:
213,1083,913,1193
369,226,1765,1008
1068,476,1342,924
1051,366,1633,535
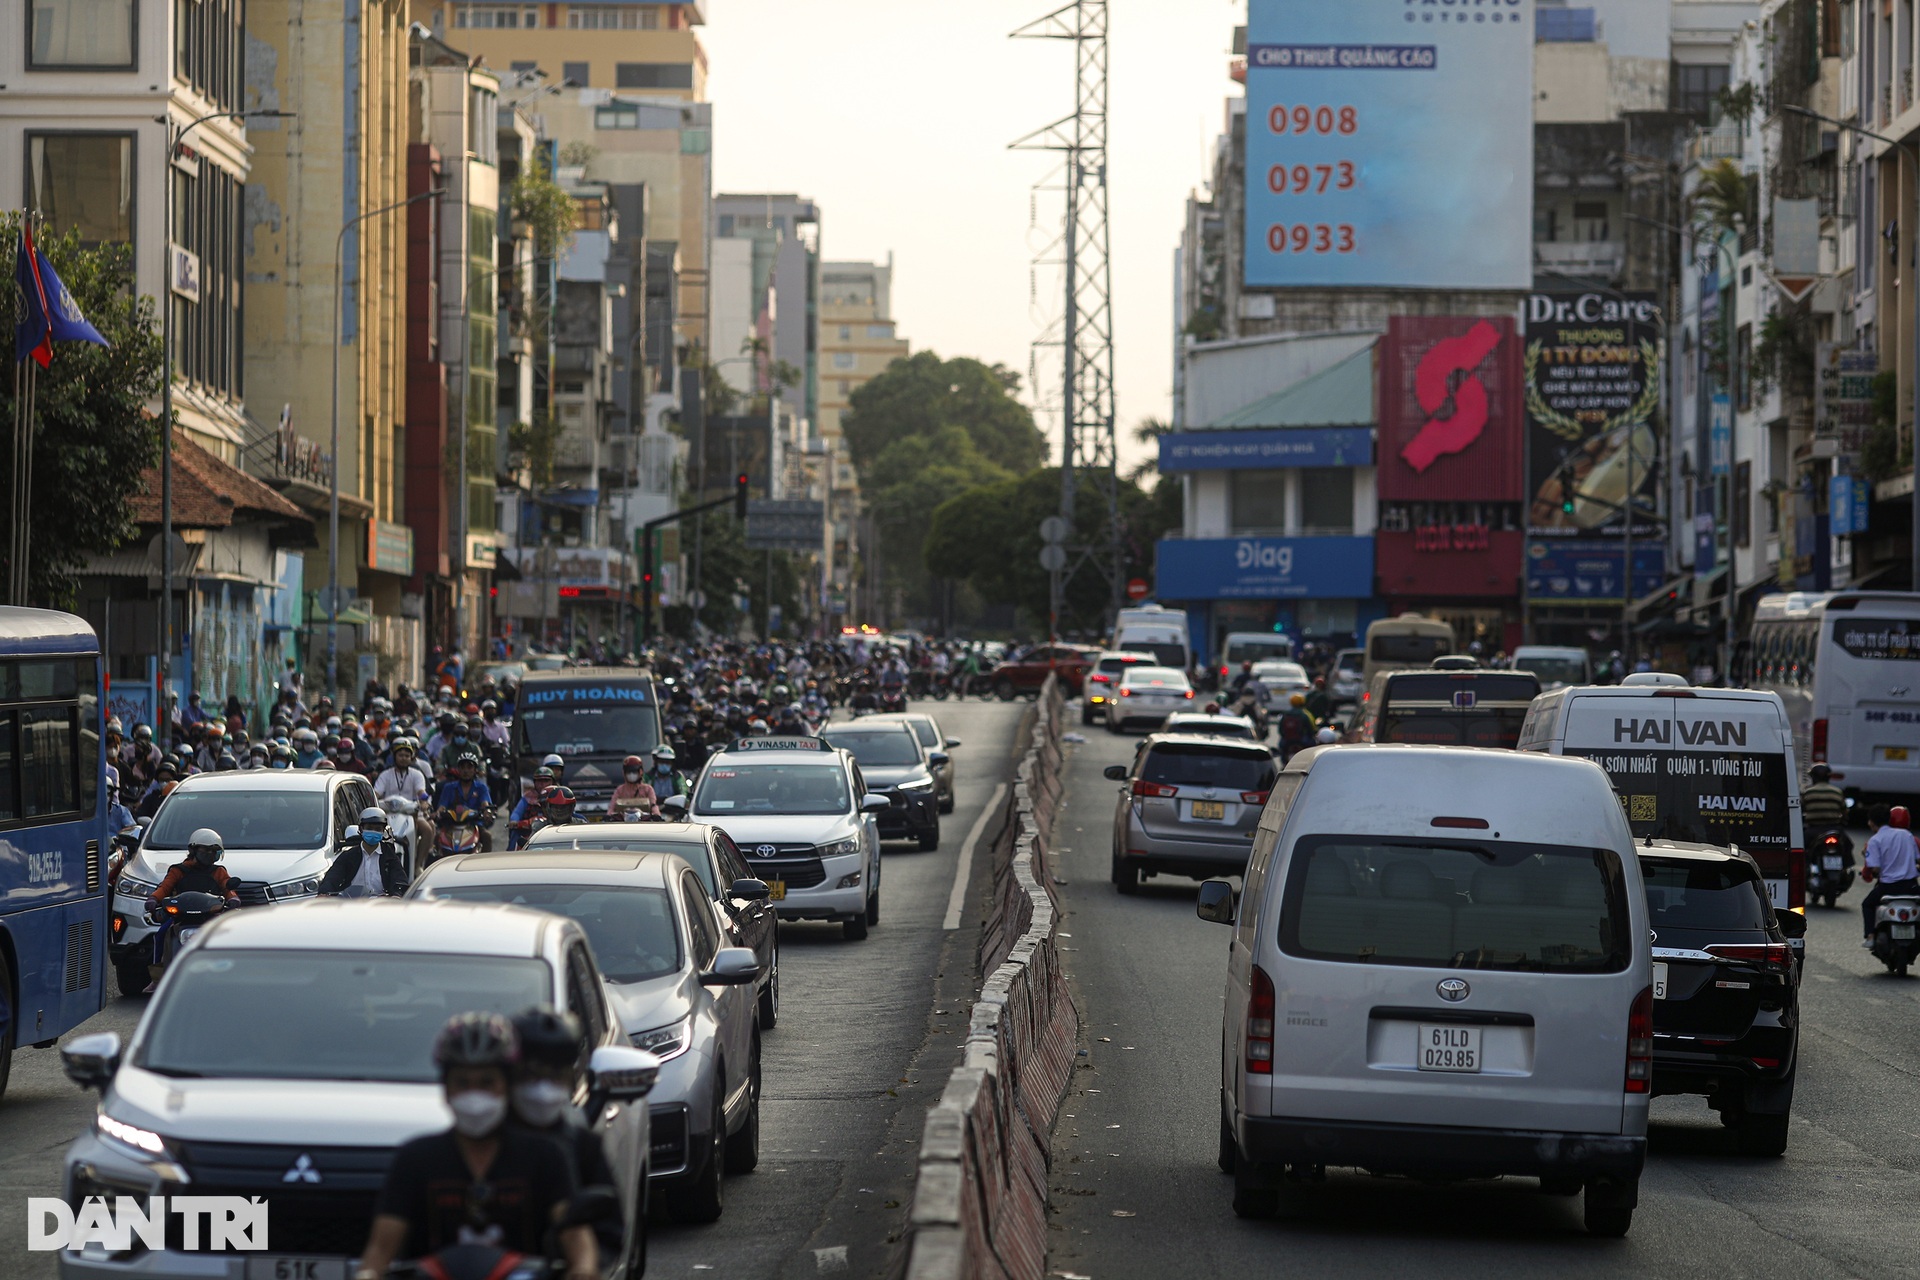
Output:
1246,964,1275,1075
1431,816,1490,829
1625,985,1652,1093
1184,690,1196,699
1091,673,1111,683
1811,718,1828,763
1705,942,1793,971
1132,779,1178,799
1241,791,1269,805
1120,688,1131,697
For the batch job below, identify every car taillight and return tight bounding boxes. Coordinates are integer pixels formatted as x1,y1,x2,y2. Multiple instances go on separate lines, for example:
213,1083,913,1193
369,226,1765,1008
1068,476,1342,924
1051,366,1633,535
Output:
1120,688,1131,697
1705,942,1794,971
1184,690,1195,699
1788,849,1805,910
1241,791,1269,805
1246,964,1275,1075
1811,718,1827,763
1090,673,1110,683
1625,986,1652,1093
1132,779,1178,798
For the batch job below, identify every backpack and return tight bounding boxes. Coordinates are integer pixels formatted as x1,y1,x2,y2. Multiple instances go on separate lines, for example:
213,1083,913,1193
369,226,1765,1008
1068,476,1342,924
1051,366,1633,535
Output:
1278,711,1310,744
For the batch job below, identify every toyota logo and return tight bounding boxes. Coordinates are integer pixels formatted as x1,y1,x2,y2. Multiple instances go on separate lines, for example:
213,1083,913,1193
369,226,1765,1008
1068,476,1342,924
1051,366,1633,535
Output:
1436,978,1470,1003
755,844,777,857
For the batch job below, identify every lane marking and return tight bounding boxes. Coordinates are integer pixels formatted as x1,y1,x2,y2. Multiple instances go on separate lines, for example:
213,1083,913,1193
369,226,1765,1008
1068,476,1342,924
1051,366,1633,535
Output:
945,781,1010,931
814,1245,849,1272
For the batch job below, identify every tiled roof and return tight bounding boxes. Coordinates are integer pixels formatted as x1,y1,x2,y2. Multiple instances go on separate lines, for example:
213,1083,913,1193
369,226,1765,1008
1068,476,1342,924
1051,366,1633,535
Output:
128,429,309,530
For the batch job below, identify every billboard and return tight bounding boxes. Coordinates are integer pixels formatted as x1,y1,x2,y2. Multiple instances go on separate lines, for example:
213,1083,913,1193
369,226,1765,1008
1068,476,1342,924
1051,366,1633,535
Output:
1376,316,1524,503
1154,536,1374,601
1523,291,1662,540
1525,541,1666,604
1158,427,1372,472
1242,0,1534,290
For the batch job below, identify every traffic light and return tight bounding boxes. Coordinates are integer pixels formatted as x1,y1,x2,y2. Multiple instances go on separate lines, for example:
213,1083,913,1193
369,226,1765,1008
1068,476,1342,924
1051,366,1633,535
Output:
734,473,750,519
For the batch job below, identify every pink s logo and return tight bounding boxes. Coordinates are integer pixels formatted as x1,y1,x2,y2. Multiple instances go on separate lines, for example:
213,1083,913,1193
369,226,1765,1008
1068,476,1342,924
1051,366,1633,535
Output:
1400,320,1502,474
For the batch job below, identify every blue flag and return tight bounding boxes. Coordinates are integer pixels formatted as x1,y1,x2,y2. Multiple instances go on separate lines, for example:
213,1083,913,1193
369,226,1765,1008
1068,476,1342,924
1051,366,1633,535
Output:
14,223,108,367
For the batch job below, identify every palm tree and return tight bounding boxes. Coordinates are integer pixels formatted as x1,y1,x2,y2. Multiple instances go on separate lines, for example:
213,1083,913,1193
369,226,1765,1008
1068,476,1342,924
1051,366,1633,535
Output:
1689,159,1753,242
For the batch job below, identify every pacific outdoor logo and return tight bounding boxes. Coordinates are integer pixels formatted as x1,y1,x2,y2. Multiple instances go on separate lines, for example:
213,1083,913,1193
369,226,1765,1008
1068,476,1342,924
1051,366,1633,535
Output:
28,1197,268,1251
1400,320,1503,474
1612,718,1751,748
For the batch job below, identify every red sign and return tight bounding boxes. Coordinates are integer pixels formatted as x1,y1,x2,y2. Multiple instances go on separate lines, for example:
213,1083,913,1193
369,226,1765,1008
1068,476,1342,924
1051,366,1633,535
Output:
1126,578,1151,601
1413,524,1491,552
1376,529,1524,598
1377,315,1524,503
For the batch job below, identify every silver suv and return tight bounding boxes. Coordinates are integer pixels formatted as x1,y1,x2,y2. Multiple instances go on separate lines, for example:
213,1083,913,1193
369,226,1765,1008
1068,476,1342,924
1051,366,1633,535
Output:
1105,734,1277,893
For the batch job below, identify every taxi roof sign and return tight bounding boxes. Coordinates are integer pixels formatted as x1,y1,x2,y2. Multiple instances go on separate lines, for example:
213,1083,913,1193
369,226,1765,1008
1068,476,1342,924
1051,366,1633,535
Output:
724,736,827,752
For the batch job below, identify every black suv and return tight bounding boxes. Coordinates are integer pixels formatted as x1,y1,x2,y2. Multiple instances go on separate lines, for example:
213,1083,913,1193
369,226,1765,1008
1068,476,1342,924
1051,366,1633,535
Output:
1640,841,1805,1156
820,723,944,850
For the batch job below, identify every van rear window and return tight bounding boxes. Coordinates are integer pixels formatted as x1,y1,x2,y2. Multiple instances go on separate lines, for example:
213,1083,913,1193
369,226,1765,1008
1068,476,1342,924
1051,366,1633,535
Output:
1278,837,1632,973
1370,635,1450,664
1140,744,1275,793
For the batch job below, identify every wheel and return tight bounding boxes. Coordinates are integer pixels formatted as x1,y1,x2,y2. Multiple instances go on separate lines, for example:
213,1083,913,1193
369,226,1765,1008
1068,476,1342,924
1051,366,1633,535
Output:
995,679,1017,702
1216,1099,1236,1174
725,1038,761,1172
1112,853,1140,896
866,885,881,925
938,794,954,815
1737,1111,1791,1157
1582,1179,1636,1237
757,946,779,1031
0,949,13,1104
932,685,950,702
1230,1163,1278,1219
1822,891,1837,909
666,1095,726,1223
114,956,150,1000
844,911,870,941
918,824,941,852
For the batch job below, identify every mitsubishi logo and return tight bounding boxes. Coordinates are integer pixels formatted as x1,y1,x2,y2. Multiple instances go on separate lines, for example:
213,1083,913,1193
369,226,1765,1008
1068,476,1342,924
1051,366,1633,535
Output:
283,1154,323,1184
755,844,777,857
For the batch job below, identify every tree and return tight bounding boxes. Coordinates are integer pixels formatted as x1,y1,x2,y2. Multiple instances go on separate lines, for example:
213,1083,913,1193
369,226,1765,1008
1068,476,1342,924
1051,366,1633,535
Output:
0,217,164,607
841,351,1046,474
863,426,1014,620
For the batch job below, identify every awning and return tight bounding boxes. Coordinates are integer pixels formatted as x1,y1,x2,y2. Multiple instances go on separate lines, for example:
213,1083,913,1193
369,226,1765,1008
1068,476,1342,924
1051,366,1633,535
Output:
1205,345,1374,430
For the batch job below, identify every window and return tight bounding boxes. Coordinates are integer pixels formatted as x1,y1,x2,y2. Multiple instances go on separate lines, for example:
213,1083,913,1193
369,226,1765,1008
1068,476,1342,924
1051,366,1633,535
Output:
596,103,640,131
566,943,609,1047
469,88,498,163
683,874,719,969
29,0,135,68
568,4,654,27
1297,467,1352,533
832,351,855,370
839,325,851,340
20,708,78,818
1571,200,1610,241
1672,61,1731,118
562,61,589,87
615,62,694,90
1229,469,1288,535
0,715,14,822
1735,323,1753,410
837,380,850,396
29,134,134,248
867,324,891,338
453,5,539,27
1734,459,1753,547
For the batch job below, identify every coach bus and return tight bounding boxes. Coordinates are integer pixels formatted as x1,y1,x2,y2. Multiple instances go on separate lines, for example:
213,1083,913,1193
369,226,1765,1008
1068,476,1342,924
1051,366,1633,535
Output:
1360,613,1456,690
0,607,109,1100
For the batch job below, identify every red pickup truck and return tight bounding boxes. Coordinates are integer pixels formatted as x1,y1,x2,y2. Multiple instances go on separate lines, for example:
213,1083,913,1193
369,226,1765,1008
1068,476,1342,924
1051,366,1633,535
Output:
989,644,1098,700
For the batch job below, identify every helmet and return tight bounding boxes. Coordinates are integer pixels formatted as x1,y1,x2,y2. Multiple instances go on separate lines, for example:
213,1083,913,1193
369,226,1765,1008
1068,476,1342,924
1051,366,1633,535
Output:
653,744,676,762
1289,693,1307,707
544,786,577,819
155,758,179,780
1893,806,1912,830
1316,727,1339,744
1808,764,1832,784
541,753,565,772
216,751,238,771
481,699,499,715
205,721,225,739
313,758,338,771
358,805,389,831
623,754,645,771
392,738,416,757
510,1005,582,1070
321,734,341,753
432,1011,520,1072
325,716,342,732
533,766,555,783
249,742,270,759
271,744,296,766
133,724,153,743
467,717,485,734
438,713,456,732
187,828,224,865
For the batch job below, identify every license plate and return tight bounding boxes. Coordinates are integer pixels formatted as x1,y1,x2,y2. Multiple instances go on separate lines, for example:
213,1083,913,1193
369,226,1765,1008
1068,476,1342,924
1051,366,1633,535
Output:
1885,747,1910,762
1823,855,1844,870
1652,962,1668,1000
766,881,787,902
1895,924,1916,940
1192,800,1225,821
247,1259,349,1280
1416,1024,1481,1072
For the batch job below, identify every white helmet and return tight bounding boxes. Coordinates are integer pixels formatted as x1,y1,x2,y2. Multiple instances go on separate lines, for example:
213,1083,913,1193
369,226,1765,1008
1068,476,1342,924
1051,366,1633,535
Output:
1315,727,1338,745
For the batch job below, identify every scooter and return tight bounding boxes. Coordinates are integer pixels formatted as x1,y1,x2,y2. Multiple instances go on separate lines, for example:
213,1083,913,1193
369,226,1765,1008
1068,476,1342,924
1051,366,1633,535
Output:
381,794,421,874
147,889,237,978
1870,891,1920,976
879,688,909,714
435,806,485,863
1807,828,1855,909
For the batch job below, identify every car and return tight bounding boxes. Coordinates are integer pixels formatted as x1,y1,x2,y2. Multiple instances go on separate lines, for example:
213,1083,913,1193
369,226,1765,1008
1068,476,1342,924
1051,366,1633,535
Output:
1328,647,1365,707
1104,733,1276,893
868,711,962,813
412,850,765,1221
1250,660,1311,695
58,899,659,1278
1157,711,1261,741
1354,667,1542,748
1511,644,1593,691
1106,665,1196,732
1639,841,1803,1156
110,769,380,998
525,821,781,1028
819,721,944,850
471,659,529,688
1080,650,1158,726
989,642,1098,700
670,736,886,940
1198,745,1652,1236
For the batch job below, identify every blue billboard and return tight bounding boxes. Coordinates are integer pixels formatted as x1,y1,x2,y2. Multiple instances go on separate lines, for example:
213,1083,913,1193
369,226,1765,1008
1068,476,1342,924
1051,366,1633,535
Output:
1156,536,1374,601
1526,540,1665,604
1158,427,1372,473
1243,0,1534,290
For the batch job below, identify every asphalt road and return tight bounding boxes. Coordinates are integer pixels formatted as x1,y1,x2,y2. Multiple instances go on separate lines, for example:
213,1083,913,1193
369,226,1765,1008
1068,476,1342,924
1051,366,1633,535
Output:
1045,717,1920,1280
0,695,1026,1280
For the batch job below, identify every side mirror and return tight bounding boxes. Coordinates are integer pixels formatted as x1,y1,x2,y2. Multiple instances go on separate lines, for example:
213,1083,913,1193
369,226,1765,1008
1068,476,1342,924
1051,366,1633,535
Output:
944,737,962,749
861,793,892,813
660,795,688,816
1196,878,1236,926
928,752,951,768
729,877,771,902
136,816,153,829
62,1031,122,1092
588,1044,659,1102
700,946,761,986
1103,765,1128,782
1774,909,1808,940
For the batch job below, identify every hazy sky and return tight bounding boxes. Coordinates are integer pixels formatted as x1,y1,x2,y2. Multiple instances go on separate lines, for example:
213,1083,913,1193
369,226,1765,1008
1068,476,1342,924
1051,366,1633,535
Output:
702,0,1244,472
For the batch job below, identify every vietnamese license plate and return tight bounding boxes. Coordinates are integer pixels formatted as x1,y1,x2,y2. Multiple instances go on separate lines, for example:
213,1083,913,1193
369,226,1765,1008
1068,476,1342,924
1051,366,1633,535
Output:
1652,961,1668,1001
1192,800,1225,821
766,881,787,902
1884,747,1910,762
1416,1024,1481,1072
1824,855,1845,870
247,1259,348,1280
1895,924,1916,940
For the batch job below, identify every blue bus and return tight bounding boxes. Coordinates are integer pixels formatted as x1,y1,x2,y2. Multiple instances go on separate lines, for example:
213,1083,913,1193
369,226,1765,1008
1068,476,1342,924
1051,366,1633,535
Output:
0,607,109,1101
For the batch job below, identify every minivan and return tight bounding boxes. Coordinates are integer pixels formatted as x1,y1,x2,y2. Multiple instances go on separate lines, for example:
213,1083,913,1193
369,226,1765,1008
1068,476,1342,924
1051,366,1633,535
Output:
1197,745,1651,1236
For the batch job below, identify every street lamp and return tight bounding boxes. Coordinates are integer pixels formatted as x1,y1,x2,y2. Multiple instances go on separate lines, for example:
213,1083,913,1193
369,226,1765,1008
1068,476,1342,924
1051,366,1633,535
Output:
1782,103,1920,593
327,187,445,701
155,107,291,734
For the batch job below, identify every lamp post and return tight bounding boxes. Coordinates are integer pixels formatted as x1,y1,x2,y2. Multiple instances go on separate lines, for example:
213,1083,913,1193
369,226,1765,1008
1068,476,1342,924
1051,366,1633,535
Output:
155,108,290,734
327,187,445,702
1784,104,1920,594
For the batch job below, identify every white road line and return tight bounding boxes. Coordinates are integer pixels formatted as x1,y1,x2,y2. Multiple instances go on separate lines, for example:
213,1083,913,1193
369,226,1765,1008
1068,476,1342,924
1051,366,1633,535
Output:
814,1245,849,1272
945,781,1009,931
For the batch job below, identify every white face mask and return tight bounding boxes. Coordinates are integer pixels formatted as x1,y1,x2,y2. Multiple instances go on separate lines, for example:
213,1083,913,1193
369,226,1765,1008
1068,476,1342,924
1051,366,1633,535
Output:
624,771,641,783
448,1089,508,1138
512,1079,571,1128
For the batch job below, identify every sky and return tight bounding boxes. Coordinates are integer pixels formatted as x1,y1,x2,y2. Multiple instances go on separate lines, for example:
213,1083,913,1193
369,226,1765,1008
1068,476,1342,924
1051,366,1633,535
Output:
702,0,1244,474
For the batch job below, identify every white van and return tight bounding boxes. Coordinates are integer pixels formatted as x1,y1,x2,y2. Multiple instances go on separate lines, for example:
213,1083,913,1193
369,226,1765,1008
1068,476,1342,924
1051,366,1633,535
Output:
1511,645,1592,691
1217,631,1296,685
1199,745,1651,1236
1517,675,1805,911
1114,619,1191,674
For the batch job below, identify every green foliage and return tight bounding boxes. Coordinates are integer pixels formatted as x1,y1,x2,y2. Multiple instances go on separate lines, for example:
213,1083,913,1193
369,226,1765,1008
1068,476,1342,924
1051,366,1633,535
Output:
1184,308,1223,342
1753,309,1814,398
0,217,164,607
663,507,803,638
841,351,1046,475
1861,369,1906,482
1716,81,1758,126
1689,160,1753,242
557,140,597,168
508,410,565,486
510,154,577,261
864,427,1015,618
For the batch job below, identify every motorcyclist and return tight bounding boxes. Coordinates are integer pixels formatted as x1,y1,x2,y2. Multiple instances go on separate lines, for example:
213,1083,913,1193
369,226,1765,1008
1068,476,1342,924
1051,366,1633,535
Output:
355,1013,596,1280
849,679,880,714
649,744,688,798
292,726,324,769
507,1006,625,1262
437,718,483,775
124,723,163,791
317,808,409,897
268,742,297,770
1860,804,1920,948
1801,765,1847,833
480,699,510,746
608,755,660,820
1303,677,1333,724
508,765,559,850
134,759,180,820
436,754,494,824
144,827,240,993
529,786,582,836
1274,693,1317,761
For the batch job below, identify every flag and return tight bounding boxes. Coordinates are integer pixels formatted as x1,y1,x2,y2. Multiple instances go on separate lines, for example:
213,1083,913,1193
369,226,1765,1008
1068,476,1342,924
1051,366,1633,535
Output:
13,223,108,368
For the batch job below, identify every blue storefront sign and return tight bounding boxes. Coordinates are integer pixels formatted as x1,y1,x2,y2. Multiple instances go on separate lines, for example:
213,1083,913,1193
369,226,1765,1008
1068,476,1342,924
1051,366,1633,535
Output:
1830,474,1870,536
1158,427,1373,473
1526,541,1665,604
1155,536,1373,600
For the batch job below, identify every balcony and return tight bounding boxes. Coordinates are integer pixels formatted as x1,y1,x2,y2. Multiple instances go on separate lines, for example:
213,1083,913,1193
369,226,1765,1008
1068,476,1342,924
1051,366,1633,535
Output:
1688,124,1742,165
1534,240,1626,280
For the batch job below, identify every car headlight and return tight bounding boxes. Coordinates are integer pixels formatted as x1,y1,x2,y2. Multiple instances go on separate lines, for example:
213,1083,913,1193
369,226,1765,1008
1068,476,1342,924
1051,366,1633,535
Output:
817,837,862,859
268,878,322,899
116,878,157,900
97,1113,170,1158
897,777,935,792
630,1015,693,1061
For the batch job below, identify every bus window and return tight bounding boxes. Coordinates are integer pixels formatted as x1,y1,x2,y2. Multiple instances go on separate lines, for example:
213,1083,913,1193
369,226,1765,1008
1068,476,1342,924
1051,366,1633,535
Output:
0,713,14,821
20,706,78,817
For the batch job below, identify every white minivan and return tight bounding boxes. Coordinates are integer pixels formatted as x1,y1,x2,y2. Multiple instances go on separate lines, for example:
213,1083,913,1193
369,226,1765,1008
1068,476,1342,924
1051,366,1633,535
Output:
1198,744,1651,1236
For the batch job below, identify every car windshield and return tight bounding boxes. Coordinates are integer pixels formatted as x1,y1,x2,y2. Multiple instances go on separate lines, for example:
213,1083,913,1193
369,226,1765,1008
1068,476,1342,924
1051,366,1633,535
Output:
1375,710,1530,748
1642,858,1771,931
1134,642,1187,668
694,764,851,815
137,950,550,1081
1122,668,1190,690
517,703,659,757
1280,837,1632,973
1335,651,1364,674
1517,655,1587,684
1226,639,1293,665
1140,743,1275,791
821,728,923,766
904,719,939,747
1253,662,1308,684
145,789,329,850
428,885,682,983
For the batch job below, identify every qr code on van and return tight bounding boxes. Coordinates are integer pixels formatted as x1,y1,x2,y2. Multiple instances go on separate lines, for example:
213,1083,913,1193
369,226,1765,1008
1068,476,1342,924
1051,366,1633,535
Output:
1628,795,1657,822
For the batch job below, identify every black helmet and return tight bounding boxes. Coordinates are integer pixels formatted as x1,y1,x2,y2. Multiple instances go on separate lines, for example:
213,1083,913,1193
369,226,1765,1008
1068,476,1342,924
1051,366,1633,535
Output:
438,713,457,732
155,758,179,779
187,828,224,865
1809,764,1832,784
432,1011,520,1071
216,751,238,771
510,1005,581,1070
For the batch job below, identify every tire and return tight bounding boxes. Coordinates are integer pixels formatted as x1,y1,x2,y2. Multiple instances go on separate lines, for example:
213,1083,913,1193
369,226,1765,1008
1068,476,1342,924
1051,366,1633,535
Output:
1112,853,1140,896
939,794,954,815
757,946,779,1031
1582,1179,1635,1238
1230,1164,1278,1219
918,824,941,852
0,949,14,1104
844,912,870,941
666,1095,726,1223
995,679,1017,702
1217,1099,1236,1174
1737,1110,1791,1157
115,956,150,1000
866,885,881,925
725,1039,762,1173
1822,891,1837,909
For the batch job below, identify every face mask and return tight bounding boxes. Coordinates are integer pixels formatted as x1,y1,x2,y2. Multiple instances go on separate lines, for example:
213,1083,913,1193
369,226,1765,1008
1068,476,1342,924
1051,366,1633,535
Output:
624,771,640,783
362,830,384,846
512,1079,571,1128
448,1089,507,1138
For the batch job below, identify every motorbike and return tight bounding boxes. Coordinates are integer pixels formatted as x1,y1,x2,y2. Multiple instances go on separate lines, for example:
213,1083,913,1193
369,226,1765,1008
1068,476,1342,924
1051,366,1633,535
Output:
389,1187,620,1280
484,742,515,809
928,671,952,701
147,889,236,973
1869,890,1920,975
606,794,665,823
879,688,909,714
1807,828,1855,909
381,794,422,874
435,805,485,863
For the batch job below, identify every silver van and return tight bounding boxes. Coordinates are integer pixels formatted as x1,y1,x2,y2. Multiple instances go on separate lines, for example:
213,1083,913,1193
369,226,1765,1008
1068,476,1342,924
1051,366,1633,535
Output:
1197,744,1652,1236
